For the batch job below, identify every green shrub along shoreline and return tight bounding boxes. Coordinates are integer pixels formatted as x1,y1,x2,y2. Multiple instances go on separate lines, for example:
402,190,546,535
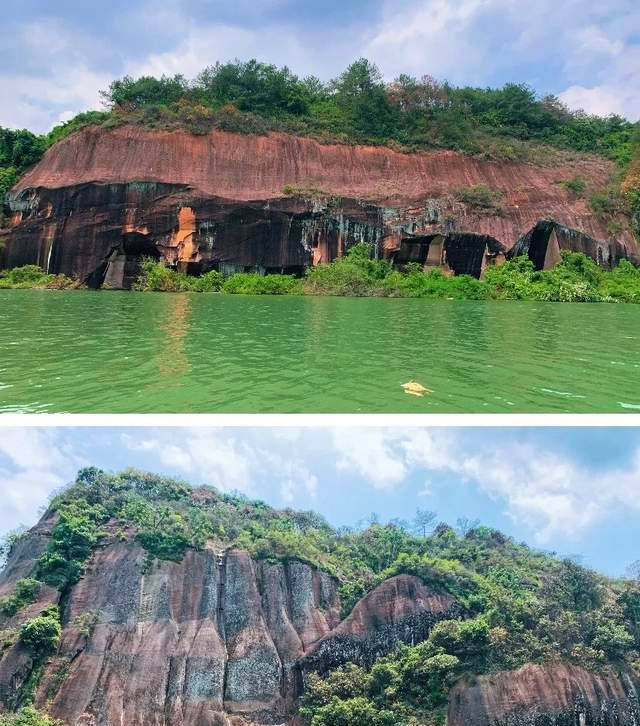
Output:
4,245,640,303
1,469,639,726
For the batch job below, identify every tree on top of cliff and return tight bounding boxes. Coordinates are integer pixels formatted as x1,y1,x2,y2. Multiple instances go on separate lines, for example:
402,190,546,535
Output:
91,57,640,161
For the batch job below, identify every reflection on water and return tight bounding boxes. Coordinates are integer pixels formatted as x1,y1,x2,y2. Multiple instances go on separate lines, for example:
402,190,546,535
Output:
0,290,639,413
149,293,193,392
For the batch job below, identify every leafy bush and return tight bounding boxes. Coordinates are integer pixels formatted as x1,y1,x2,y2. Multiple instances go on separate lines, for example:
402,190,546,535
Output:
136,259,303,294
221,273,302,295
454,185,505,215
600,259,640,302
304,243,393,296
559,176,587,197
0,265,79,290
134,258,196,292
136,508,193,562
0,579,41,617
0,707,62,726
35,500,107,589
589,185,628,219
19,607,61,656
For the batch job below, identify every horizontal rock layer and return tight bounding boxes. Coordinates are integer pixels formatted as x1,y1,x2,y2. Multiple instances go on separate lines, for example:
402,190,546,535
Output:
2,126,638,287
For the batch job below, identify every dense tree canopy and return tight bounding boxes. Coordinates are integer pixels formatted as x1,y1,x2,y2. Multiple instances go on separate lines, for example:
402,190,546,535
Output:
94,58,639,164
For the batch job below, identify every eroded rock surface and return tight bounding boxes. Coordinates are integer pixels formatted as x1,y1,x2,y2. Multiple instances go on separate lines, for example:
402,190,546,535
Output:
2,125,637,287
302,574,460,674
2,522,640,726
448,662,640,726
0,528,447,726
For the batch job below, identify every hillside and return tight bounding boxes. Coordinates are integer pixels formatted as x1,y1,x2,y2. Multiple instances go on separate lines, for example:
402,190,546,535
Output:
1,59,639,289
0,469,639,726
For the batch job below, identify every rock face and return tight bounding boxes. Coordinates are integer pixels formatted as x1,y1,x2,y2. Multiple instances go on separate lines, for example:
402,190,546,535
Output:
2,522,640,726
448,662,640,726
508,219,637,270
2,125,638,287
301,574,459,675
0,525,452,726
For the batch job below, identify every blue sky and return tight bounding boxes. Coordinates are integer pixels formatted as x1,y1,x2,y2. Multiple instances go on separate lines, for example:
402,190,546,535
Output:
0,0,638,132
1,426,640,578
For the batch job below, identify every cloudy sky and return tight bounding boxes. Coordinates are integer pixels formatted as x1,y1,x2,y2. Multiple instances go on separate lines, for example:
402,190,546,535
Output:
1,426,639,577
0,0,638,132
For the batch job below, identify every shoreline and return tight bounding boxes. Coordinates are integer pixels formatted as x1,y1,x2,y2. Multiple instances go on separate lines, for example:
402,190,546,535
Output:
3,250,640,304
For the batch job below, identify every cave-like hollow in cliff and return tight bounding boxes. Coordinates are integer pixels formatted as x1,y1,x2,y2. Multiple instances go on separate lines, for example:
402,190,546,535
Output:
392,233,506,278
97,231,161,289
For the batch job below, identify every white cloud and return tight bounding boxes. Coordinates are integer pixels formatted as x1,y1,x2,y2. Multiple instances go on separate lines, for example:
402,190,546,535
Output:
1,0,638,131
365,0,640,120
122,429,254,493
332,428,408,489
324,428,640,543
0,430,83,535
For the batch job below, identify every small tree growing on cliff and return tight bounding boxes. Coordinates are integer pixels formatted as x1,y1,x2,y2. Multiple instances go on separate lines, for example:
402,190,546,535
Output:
19,606,61,656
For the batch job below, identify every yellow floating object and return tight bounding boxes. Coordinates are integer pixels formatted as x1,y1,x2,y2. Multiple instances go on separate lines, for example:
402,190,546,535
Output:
402,381,433,397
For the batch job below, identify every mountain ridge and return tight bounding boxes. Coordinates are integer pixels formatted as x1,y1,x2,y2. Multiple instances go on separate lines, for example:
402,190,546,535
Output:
0,469,639,725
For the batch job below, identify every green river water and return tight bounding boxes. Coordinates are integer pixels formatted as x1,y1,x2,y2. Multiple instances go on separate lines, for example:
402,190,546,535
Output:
1,289,639,413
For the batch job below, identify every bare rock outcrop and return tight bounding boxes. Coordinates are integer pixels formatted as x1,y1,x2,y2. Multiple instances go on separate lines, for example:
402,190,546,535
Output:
448,662,640,726
2,125,637,287
0,528,447,726
301,574,459,674
2,523,639,726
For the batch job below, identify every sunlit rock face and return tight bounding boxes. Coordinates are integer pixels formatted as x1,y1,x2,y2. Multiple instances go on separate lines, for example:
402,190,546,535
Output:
2,125,637,287
448,662,640,726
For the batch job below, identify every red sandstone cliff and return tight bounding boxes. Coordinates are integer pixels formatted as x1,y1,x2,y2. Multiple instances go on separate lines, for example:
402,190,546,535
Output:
3,125,638,287
448,661,639,726
1,516,638,726
0,519,454,726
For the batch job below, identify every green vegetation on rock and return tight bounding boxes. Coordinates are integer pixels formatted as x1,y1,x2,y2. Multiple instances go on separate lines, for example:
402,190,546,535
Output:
1,59,638,209
12,468,638,726
0,580,41,617
19,607,61,657
0,707,61,726
94,59,638,164
0,266,79,290
6,244,640,302
133,258,224,292
140,244,640,302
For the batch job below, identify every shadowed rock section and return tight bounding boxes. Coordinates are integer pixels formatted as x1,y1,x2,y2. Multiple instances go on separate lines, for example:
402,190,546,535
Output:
301,574,460,675
508,219,640,270
448,662,640,726
2,125,638,287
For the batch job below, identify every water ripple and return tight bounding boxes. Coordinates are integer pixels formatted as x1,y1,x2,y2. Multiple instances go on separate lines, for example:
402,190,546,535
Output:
0,290,639,413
